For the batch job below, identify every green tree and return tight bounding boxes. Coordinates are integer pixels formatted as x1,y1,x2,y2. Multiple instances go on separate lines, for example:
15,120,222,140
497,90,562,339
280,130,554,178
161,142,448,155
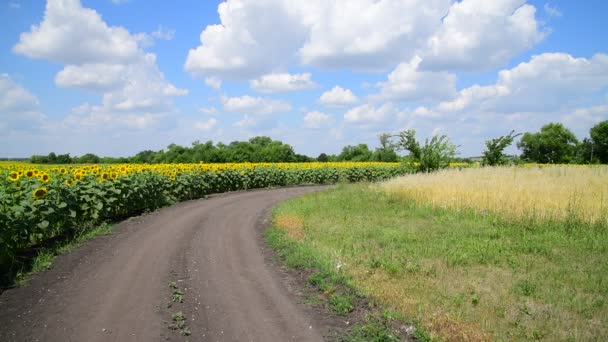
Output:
590,120,608,163
337,144,373,161
482,130,521,166
517,123,579,163
396,129,458,172
77,153,101,164
317,153,329,162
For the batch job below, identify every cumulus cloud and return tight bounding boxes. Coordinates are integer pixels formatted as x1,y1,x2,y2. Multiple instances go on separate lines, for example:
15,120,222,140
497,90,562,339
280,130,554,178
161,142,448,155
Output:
0,74,45,130
13,0,186,129
372,56,457,102
437,53,608,114
14,0,139,64
303,110,333,128
421,0,545,71
199,106,218,115
185,0,544,81
194,118,217,131
319,86,358,107
221,95,291,115
344,103,397,125
204,77,222,89
250,72,316,93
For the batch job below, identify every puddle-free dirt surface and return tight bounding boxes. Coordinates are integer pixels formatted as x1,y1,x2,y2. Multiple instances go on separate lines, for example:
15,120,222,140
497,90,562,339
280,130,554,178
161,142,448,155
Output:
0,186,328,342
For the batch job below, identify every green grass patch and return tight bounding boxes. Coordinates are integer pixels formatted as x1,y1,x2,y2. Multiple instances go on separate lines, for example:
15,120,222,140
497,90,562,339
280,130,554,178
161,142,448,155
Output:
270,184,608,341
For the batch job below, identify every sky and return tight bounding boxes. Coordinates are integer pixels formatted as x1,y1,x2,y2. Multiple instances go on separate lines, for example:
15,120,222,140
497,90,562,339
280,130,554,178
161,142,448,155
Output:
1,0,607,158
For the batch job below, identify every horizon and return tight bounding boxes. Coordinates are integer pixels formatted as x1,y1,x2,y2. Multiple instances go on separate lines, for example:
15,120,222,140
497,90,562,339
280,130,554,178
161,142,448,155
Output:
1,0,607,159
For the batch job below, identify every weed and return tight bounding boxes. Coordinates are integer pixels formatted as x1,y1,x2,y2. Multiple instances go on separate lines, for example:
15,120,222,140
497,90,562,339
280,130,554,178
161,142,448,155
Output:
172,289,185,303
329,294,355,315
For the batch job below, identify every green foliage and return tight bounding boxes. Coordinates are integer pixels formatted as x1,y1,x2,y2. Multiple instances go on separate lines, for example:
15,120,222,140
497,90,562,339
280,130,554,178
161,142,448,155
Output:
482,130,521,166
517,123,579,163
590,120,608,163
337,144,373,161
396,129,458,172
317,153,329,162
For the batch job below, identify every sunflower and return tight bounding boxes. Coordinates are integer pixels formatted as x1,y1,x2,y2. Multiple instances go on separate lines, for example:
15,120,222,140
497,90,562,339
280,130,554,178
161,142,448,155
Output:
25,170,35,178
33,187,48,200
59,168,67,175
101,172,110,180
74,173,82,181
8,171,20,181
39,173,50,183
65,179,74,186
33,170,40,175
110,172,118,180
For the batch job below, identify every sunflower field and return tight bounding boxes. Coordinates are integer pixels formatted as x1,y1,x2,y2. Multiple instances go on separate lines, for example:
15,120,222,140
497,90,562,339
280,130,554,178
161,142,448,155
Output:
0,162,408,275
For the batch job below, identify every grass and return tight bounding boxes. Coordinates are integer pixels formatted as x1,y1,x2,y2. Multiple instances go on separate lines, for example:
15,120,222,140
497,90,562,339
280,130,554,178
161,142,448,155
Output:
270,176,608,341
14,222,114,286
381,165,608,225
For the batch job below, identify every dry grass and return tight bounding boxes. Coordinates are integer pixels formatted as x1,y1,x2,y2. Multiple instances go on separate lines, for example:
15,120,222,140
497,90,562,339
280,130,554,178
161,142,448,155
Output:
380,165,608,224
275,215,305,240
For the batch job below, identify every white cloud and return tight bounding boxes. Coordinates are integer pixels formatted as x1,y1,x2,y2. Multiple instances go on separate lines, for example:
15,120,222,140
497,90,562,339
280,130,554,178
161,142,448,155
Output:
185,0,308,79
205,77,222,89
222,95,291,115
437,53,608,114
0,74,45,130
185,0,545,81
421,0,545,71
250,72,316,93
234,114,257,128
194,118,217,131
14,0,139,64
199,106,218,115
543,3,562,18
303,110,333,128
297,0,451,70
344,103,397,125
55,64,126,92
319,86,358,107
14,0,186,129
372,56,457,102
8,2,20,9
151,25,175,41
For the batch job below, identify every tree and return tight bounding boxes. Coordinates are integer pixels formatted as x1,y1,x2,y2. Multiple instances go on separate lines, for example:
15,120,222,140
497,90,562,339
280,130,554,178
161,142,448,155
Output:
78,153,101,164
482,130,521,166
396,129,458,172
590,120,608,163
373,133,398,162
337,144,373,161
317,153,329,162
517,123,578,163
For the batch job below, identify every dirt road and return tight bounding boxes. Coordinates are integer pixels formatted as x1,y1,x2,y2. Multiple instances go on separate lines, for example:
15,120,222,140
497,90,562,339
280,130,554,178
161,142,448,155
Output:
0,186,327,342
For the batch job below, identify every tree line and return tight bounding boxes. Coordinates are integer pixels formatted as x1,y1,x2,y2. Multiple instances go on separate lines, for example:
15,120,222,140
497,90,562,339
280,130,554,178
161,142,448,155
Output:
29,120,607,166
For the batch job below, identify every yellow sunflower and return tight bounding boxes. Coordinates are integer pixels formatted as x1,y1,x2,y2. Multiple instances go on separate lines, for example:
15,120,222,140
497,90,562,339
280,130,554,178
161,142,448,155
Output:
101,172,110,180
65,179,74,186
8,171,20,182
25,170,35,178
33,187,48,200
39,173,50,183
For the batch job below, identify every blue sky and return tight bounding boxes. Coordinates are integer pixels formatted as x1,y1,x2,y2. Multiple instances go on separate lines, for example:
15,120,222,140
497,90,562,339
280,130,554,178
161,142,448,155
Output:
1,0,607,158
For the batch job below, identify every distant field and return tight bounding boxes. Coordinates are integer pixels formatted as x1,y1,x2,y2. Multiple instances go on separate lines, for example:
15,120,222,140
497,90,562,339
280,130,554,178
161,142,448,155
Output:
270,165,608,341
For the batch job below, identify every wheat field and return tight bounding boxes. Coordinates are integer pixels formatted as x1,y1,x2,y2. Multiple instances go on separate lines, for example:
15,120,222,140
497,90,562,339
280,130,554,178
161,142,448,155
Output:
380,165,608,225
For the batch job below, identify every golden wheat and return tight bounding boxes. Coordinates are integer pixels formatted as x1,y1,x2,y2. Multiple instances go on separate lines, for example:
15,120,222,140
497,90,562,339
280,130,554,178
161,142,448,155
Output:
380,165,608,224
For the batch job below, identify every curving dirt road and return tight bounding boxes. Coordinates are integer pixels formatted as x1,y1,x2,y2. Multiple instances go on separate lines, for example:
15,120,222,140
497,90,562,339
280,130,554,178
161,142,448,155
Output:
0,186,328,342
